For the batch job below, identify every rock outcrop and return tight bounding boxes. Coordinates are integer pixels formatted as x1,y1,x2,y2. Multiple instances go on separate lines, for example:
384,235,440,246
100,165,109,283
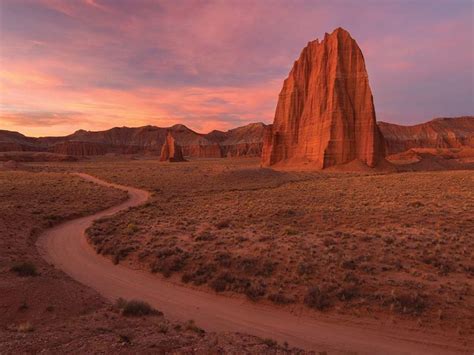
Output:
160,132,185,162
378,116,474,155
261,27,385,169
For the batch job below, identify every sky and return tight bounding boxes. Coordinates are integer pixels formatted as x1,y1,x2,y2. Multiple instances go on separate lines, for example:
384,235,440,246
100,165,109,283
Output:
0,0,473,137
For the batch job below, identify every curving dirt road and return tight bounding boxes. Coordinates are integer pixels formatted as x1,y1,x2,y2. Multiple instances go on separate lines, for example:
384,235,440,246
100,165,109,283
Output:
36,173,468,354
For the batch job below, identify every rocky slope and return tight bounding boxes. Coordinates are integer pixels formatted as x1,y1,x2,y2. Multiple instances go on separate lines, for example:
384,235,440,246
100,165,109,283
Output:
378,116,474,154
261,27,385,169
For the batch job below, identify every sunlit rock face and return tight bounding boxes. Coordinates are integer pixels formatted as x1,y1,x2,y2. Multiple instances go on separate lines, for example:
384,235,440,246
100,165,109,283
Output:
160,132,185,162
262,27,385,169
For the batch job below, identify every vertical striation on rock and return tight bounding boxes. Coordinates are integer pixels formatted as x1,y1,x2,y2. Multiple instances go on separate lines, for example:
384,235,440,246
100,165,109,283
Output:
261,27,385,169
160,132,185,162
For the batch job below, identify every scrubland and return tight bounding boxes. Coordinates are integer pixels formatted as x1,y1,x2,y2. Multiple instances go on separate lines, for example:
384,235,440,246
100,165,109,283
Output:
0,169,291,353
42,157,473,337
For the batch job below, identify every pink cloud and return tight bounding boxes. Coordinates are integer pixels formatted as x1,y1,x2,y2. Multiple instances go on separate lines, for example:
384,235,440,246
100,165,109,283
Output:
0,0,472,135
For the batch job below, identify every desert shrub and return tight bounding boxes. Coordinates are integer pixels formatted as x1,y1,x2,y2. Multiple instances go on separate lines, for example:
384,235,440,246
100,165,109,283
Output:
304,286,331,310
195,231,216,241
151,251,188,277
158,323,169,334
115,297,128,309
183,264,217,285
234,257,275,277
268,293,295,305
343,272,359,283
258,261,277,277
275,208,297,218
184,320,205,335
118,332,132,344
337,285,359,301
297,262,314,276
155,247,184,258
210,272,234,292
391,292,426,315
112,254,120,265
245,281,266,301
215,219,231,229
11,262,38,277
116,298,162,317
235,257,258,274
263,338,277,347
214,252,232,267
341,259,356,270
126,223,139,235
181,273,192,283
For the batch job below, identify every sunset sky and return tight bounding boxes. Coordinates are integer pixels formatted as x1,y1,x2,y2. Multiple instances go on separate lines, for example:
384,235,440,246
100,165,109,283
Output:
0,0,473,137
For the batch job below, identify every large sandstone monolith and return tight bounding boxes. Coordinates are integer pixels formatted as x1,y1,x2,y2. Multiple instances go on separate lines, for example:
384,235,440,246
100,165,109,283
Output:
160,132,185,162
261,27,385,169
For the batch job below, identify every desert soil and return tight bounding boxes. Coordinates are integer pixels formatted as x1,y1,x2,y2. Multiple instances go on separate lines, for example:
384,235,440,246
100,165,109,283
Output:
22,156,474,352
36,171,471,353
0,169,294,354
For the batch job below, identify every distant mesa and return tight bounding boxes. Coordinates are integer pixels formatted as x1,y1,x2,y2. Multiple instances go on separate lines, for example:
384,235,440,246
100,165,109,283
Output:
378,116,474,155
0,123,267,159
160,132,186,162
261,27,385,169
1,117,472,162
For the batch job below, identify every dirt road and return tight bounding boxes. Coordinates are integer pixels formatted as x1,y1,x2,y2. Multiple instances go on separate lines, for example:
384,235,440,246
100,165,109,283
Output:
36,173,469,354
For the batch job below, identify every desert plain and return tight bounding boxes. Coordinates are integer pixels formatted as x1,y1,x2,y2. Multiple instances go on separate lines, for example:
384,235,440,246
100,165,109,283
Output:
0,156,472,353
1,2,473,353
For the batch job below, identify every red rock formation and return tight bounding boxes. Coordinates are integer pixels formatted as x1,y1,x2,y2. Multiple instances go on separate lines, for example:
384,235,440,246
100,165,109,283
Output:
378,116,474,154
49,141,107,156
160,132,185,162
206,123,266,157
0,151,78,162
261,27,385,169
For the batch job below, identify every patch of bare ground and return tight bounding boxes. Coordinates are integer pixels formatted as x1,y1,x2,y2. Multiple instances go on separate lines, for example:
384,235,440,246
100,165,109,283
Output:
0,170,296,353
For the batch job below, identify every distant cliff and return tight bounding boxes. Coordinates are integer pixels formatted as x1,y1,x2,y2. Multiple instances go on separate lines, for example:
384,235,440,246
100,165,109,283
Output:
378,116,474,154
0,122,267,158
